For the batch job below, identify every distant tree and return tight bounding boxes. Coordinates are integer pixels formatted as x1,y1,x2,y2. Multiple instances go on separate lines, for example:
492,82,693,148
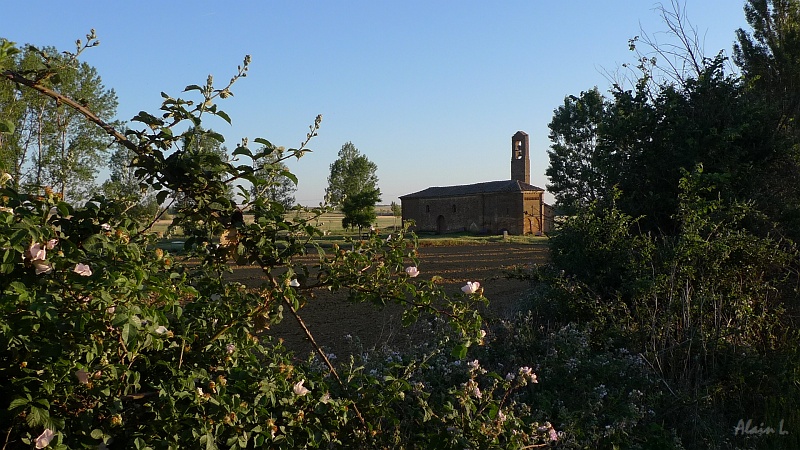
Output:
101,143,159,220
390,200,402,229
0,39,118,200
325,141,378,206
250,145,296,210
342,188,381,237
174,125,233,206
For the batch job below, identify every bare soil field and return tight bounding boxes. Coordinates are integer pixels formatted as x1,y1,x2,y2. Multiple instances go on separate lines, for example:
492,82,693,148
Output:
226,243,549,358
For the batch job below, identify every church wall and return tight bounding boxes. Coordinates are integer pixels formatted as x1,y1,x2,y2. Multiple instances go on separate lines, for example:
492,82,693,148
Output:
480,192,524,235
402,192,529,235
522,192,544,235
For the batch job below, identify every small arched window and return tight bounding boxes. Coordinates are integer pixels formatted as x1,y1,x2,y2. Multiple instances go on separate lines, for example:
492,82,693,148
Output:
426,205,430,213
453,204,457,213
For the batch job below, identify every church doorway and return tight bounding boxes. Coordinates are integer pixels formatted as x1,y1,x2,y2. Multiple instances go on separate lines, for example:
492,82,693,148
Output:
436,215,446,234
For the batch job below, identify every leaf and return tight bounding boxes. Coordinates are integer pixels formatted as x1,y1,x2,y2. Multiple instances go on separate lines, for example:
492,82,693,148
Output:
451,343,468,360
0,119,15,134
8,397,29,410
183,84,203,92
207,131,225,143
280,170,298,186
26,405,48,427
232,147,253,158
156,190,169,206
216,110,231,124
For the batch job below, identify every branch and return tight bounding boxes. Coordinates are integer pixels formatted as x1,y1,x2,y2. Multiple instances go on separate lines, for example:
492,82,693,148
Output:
283,296,367,427
1,69,137,153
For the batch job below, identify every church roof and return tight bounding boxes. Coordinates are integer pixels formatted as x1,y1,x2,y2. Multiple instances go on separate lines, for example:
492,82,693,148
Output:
400,179,544,199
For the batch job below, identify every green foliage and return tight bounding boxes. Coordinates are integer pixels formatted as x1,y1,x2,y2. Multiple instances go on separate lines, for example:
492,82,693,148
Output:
325,141,378,207
101,144,159,221
549,189,656,304
341,188,381,235
249,145,296,210
546,87,611,213
0,39,118,201
539,166,800,448
0,37,554,449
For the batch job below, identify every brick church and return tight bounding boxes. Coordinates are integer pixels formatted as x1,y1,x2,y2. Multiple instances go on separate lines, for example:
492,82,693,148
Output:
400,131,554,235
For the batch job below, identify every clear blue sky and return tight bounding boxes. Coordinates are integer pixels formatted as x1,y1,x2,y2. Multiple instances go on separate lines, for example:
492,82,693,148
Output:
2,1,747,205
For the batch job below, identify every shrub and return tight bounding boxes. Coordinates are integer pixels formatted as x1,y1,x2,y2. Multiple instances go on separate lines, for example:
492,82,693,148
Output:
0,37,555,449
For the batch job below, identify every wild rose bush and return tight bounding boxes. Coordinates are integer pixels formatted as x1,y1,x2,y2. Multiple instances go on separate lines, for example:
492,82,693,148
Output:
0,37,556,448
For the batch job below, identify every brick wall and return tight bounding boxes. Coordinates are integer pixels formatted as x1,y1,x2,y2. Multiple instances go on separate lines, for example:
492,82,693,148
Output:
402,192,536,235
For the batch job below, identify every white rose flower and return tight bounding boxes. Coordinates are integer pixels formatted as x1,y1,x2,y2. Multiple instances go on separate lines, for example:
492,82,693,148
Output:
35,428,55,449
33,260,52,275
461,281,480,294
73,263,92,277
293,379,310,396
405,266,420,278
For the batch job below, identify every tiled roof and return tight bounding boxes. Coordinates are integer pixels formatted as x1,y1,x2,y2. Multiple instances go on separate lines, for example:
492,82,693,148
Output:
400,179,544,199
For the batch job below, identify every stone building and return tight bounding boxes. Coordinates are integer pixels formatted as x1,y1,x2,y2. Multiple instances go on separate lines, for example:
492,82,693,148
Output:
400,131,554,235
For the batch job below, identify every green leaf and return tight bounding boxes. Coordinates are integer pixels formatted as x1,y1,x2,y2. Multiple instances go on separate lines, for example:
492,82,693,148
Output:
8,397,29,410
216,110,231,124
0,119,15,134
451,343,468,360
207,131,225,143
183,84,203,92
232,147,252,158
156,190,169,205
26,405,48,428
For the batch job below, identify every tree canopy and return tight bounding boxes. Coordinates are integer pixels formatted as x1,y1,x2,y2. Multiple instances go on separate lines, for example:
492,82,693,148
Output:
0,40,118,201
250,145,296,210
325,141,378,206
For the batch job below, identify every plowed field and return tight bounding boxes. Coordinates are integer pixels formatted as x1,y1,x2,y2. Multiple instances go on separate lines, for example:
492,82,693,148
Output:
226,243,549,357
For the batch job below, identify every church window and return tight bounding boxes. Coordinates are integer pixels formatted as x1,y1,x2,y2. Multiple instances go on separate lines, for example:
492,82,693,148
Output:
453,204,456,212
426,205,430,213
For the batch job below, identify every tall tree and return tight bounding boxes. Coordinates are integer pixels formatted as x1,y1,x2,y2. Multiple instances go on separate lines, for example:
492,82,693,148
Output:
0,42,118,200
390,201,402,229
325,142,378,206
734,0,800,234
546,88,611,213
734,0,800,133
250,145,296,210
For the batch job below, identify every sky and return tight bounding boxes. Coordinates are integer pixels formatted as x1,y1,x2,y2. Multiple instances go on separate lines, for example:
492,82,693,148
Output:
2,1,748,206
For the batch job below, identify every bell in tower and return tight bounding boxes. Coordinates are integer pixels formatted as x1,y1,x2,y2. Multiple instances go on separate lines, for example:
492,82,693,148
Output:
511,131,530,184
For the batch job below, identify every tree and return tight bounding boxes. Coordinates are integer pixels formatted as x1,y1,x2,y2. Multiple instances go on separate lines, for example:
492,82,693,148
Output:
250,145,296,210
325,141,378,206
341,187,381,236
546,88,611,212
733,0,800,235
390,200,401,229
0,37,118,201
101,143,159,220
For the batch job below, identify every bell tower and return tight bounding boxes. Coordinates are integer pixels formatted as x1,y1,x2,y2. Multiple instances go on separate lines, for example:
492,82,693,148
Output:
511,131,530,184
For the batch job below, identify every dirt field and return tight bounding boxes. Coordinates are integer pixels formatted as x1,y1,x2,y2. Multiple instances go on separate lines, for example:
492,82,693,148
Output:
226,243,549,358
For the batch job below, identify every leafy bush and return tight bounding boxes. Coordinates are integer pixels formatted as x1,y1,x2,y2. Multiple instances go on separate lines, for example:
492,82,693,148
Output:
535,166,800,449
0,37,556,449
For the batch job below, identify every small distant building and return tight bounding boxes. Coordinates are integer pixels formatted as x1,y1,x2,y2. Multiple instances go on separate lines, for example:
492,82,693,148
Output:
400,131,553,235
